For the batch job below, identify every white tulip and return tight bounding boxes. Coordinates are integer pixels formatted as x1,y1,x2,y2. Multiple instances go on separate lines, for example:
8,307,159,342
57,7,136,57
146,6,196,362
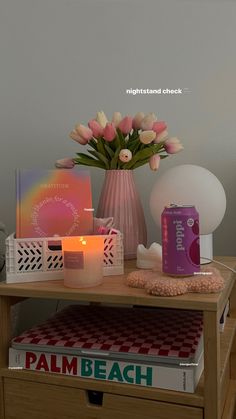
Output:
139,130,156,144
112,112,122,128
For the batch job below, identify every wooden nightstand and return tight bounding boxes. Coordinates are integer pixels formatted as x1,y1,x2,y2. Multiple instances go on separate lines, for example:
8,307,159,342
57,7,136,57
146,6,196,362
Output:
0,257,236,419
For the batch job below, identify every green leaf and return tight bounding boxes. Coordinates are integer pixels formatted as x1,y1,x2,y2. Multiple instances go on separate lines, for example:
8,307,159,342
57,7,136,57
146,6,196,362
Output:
104,144,115,159
88,139,98,151
129,152,169,170
116,128,126,149
74,159,106,170
96,138,107,157
123,144,163,169
126,130,139,147
87,149,109,169
110,147,121,169
160,154,169,159
132,157,151,169
108,138,117,152
74,155,106,169
128,138,141,152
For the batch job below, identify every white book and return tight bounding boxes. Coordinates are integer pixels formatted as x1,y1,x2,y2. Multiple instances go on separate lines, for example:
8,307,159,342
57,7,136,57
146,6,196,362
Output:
9,347,204,393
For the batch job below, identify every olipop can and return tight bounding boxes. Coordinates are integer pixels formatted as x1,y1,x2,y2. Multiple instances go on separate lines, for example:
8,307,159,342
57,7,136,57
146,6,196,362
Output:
161,205,200,276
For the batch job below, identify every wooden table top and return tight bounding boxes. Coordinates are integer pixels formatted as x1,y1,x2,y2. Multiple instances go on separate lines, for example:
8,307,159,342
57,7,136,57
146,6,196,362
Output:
0,257,235,312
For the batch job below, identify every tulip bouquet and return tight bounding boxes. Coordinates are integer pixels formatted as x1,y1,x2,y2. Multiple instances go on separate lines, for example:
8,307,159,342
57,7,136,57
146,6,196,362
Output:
56,111,183,171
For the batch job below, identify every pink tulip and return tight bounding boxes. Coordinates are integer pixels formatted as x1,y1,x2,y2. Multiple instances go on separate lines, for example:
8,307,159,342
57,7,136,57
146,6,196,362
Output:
55,158,75,169
149,154,160,171
69,130,88,145
88,119,104,137
141,113,157,130
164,137,183,154
132,112,145,130
103,122,116,142
154,129,169,144
75,124,93,142
118,116,133,135
152,121,167,135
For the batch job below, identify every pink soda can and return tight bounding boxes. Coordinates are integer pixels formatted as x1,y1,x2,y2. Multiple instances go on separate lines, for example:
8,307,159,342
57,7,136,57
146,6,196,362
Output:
161,204,200,276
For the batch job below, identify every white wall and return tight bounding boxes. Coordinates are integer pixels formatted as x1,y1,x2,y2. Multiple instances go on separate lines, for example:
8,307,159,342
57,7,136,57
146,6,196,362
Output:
1,0,236,256
1,0,236,253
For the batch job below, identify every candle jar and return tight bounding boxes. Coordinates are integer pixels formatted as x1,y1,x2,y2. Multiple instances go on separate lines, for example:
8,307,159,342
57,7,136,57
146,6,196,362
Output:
62,236,104,288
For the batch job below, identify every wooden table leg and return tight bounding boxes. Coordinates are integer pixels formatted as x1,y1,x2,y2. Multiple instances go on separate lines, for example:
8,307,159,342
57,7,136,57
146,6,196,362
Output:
204,310,220,419
0,296,12,419
0,296,11,368
0,378,4,419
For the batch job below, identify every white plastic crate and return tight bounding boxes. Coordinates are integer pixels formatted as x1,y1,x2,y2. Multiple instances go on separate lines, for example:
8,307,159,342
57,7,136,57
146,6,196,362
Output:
6,233,124,284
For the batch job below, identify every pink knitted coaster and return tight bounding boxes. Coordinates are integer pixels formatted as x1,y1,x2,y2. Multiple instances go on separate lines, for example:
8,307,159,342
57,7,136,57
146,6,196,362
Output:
126,267,225,297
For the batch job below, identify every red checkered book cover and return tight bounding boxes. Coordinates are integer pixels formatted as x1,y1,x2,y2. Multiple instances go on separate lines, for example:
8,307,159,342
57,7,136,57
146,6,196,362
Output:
12,305,203,363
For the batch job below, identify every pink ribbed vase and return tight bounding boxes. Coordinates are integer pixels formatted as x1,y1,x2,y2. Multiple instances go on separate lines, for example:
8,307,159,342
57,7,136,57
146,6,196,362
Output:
96,170,147,259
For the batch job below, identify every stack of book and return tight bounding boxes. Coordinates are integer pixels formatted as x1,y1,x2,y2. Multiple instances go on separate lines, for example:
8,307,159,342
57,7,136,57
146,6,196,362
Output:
9,305,204,393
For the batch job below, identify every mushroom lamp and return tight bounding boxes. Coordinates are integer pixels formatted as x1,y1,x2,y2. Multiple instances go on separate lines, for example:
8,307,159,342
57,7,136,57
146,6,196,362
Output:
149,165,226,263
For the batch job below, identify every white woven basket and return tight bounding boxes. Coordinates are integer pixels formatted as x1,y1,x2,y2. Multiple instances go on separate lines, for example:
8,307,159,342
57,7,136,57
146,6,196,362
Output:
6,233,124,284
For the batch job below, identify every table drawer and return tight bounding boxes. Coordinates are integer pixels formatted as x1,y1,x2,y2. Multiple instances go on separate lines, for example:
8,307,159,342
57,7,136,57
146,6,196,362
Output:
4,378,203,419
103,393,203,419
4,378,88,419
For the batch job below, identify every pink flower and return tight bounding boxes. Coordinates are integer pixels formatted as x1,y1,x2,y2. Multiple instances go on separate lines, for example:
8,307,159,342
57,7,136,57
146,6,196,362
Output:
152,121,167,135
164,137,183,154
149,154,160,171
118,116,133,135
69,130,88,145
55,158,75,169
154,129,169,144
103,122,116,142
139,130,156,144
132,112,145,130
88,119,104,138
141,113,157,130
75,124,93,142
119,149,132,163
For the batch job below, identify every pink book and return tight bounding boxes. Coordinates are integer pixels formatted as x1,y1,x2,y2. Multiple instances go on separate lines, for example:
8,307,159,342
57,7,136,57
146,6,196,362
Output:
12,305,203,364
16,169,93,238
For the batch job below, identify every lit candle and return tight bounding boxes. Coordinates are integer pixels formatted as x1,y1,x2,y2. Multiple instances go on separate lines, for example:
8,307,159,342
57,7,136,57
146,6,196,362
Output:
62,236,104,288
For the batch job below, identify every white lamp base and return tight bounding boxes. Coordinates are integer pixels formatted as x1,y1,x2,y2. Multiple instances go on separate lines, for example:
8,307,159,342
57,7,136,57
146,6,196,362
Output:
200,234,213,264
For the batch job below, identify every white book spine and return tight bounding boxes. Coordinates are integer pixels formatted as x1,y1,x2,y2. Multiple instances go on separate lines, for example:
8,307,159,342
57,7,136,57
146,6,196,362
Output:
9,348,203,393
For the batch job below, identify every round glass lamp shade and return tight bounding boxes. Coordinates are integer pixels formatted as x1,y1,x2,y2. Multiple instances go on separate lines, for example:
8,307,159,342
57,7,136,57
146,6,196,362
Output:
150,164,226,235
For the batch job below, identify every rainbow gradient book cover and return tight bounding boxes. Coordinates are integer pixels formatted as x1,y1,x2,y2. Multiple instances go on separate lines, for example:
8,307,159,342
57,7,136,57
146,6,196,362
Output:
16,169,93,238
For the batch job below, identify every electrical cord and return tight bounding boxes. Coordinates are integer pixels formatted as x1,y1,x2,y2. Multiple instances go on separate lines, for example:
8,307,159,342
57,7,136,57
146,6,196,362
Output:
55,300,60,312
201,257,236,274
0,260,5,273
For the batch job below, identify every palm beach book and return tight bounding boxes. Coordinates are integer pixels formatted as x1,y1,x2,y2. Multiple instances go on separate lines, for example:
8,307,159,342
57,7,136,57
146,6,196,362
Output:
10,305,204,393
9,348,203,393
16,169,93,238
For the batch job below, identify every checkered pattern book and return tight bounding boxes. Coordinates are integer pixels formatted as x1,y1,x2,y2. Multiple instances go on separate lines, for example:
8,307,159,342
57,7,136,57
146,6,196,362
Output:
12,305,203,363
